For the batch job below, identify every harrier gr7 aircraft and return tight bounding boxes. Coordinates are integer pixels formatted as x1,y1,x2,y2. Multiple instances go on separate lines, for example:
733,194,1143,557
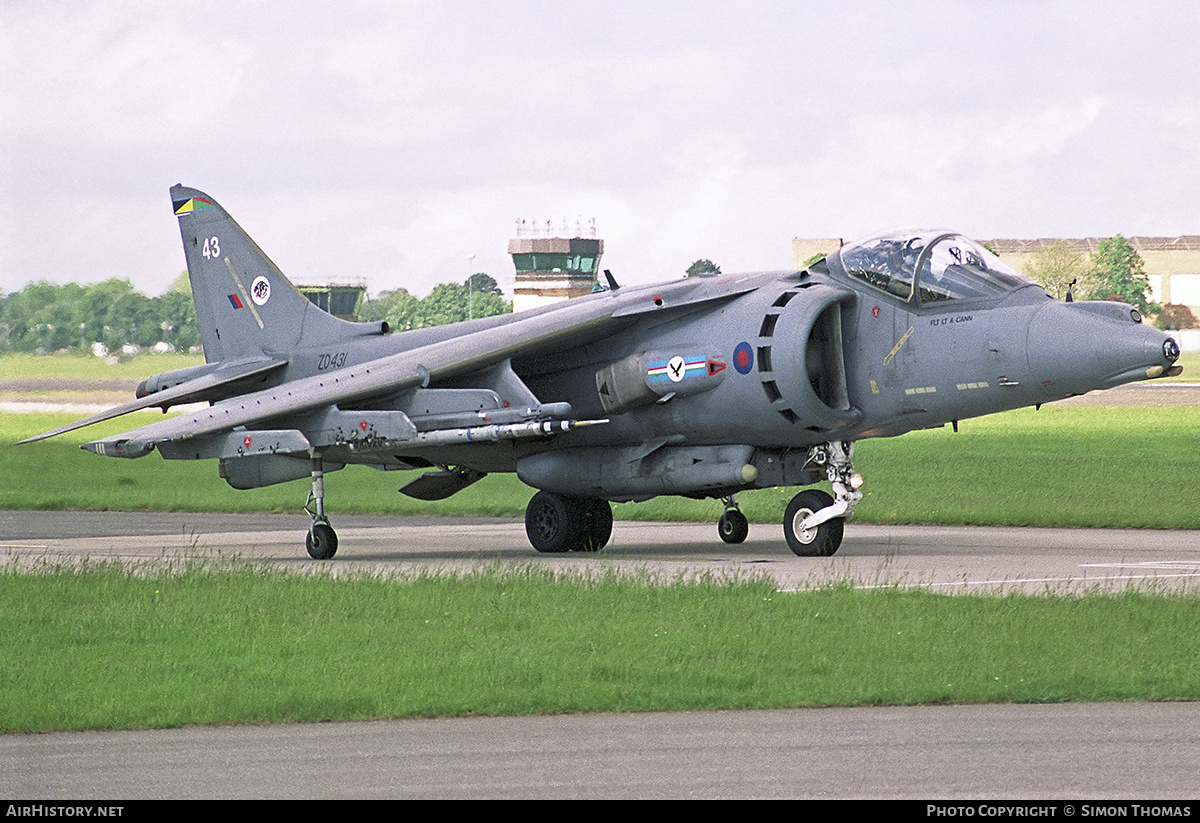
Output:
22,185,1183,559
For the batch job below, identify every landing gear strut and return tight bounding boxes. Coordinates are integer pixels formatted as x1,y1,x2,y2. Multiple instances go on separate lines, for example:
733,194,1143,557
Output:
717,495,749,544
525,491,613,553
304,454,338,559
783,441,862,557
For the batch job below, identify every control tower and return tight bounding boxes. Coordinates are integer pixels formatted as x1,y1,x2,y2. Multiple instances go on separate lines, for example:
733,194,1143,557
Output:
509,218,603,312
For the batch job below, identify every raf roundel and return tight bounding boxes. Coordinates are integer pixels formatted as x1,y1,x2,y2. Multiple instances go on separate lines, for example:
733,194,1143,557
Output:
250,276,271,306
733,341,754,374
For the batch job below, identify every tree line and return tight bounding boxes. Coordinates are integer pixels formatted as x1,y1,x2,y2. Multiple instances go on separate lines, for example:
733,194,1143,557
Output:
0,272,511,355
2,238,1181,356
0,274,200,354
1018,235,1187,325
364,273,510,331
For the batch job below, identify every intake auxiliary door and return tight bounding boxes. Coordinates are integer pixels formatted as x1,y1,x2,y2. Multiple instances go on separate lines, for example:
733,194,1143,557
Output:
755,283,861,433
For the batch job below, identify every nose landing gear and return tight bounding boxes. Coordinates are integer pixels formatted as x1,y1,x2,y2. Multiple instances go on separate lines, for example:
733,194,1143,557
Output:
784,489,843,556
782,441,862,557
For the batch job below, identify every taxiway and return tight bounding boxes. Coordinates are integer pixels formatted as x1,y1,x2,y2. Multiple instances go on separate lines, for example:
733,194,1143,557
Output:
2,510,1197,594
4,511,1198,799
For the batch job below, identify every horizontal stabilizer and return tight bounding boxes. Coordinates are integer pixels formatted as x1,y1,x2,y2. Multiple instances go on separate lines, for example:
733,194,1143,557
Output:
17,359,288,445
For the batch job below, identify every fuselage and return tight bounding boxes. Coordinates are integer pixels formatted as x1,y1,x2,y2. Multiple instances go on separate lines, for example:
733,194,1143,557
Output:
38,187,1181,557
133,229,1181,494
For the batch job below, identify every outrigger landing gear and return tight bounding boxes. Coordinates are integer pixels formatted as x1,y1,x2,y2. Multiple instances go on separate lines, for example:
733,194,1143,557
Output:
783,441,863,557
304,453,338,559
717,495,749,544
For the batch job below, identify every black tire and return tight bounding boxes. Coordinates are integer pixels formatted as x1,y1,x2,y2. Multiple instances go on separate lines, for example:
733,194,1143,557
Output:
525,491,582,553
718,509,749,544
577,498,613,552
783,489,844,557
306,522,338,559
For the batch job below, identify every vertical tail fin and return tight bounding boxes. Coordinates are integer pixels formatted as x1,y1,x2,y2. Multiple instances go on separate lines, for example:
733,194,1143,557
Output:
171,185,382,362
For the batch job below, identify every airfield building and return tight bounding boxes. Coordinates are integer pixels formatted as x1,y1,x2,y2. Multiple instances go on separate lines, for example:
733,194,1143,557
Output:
509,219,603,312
297,284,366,321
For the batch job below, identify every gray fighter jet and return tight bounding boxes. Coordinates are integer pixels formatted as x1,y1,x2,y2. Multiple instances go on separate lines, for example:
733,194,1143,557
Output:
21,186,1184,559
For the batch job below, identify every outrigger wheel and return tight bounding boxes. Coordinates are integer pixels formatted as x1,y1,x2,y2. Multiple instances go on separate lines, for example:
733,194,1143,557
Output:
304,453,338,559
717,496,749,544
307,520,338,560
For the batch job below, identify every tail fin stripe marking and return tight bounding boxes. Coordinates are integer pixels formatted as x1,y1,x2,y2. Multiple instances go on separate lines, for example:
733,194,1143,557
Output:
173,197,215,215
225,258,265,330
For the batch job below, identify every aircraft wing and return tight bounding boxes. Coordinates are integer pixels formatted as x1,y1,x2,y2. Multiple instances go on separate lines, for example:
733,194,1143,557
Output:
17,358,288,444
77,275,766,458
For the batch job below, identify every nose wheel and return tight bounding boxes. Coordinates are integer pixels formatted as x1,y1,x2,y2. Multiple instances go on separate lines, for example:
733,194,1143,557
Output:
783,489,843,556
304,454,338,559
781,441,862,557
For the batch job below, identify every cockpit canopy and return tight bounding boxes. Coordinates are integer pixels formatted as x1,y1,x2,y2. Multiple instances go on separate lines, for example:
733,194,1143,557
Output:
827,230,1036,307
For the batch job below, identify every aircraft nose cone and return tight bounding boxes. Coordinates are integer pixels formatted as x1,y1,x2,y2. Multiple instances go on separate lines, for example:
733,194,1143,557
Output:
1026,301,1178,398
1164,337,1181,362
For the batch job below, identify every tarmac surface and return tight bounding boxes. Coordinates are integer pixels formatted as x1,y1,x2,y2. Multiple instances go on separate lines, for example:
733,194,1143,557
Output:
6,702,1200,799
2,510,1198,594
2,376,1196,799
2,512,1199,798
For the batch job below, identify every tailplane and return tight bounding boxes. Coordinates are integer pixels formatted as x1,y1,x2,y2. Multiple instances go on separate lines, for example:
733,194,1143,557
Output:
171,184,386,362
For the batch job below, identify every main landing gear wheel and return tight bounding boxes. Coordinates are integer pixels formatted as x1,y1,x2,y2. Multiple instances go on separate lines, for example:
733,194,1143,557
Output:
578,497,613,553
306,521,338,560
718,509,749,544
526,491,577,553
783,489,844,557
525,491,613,553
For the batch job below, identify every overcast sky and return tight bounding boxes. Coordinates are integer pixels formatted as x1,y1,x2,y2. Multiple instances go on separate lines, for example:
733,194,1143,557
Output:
4,0,1200,300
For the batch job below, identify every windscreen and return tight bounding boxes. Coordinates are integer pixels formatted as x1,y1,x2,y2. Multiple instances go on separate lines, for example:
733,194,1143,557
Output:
833,230,1033,306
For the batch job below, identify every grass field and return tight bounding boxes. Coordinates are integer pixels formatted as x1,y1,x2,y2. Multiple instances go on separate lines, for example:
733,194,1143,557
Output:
0,351,204,381
3,564,1198,733
2,355,1197,735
